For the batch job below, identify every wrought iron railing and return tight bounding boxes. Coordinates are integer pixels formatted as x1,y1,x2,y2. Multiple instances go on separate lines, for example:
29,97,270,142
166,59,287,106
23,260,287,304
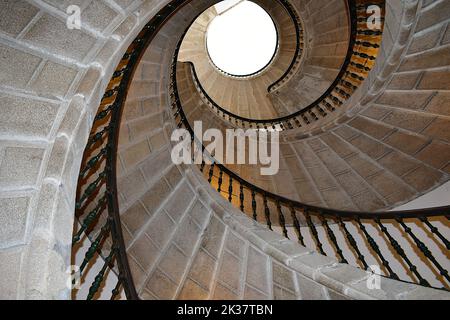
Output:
72,0,449,301
267,0,305,93
72,0,193,300
170,0,450,291
183,0,385,131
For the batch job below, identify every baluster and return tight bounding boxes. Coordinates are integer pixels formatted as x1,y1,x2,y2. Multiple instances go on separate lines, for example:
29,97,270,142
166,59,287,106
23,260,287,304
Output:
73,195,107,244
289,206,305,246
396,217,450,284
76,171,107,209
304,209,325,255
263,195,273,230
217,168,223,193
208,162,215,183
276,201,288,238
79,221,111,274
251,189,257,221
337,217,368,270
87,249,116,300
375,218,430,287
79,147,108,178
86,126,110,149
239,183,245,211
356,217,399,280
200,159,206,173
419,217,450,250
320,215,348,264
111,279,122,300
228,176,233,202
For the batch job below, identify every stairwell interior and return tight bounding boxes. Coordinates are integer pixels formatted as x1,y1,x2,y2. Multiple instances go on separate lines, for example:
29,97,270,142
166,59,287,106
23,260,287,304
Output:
0,0,449,300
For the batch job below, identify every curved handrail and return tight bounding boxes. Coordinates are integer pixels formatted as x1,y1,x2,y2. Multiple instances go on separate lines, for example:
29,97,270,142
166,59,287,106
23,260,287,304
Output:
170,0,450,291
72,0,194,300
181,0,384,130
267,0,304,93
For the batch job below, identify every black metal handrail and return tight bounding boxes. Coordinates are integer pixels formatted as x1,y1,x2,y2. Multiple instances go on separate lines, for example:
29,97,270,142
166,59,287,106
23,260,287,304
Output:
170,0,450,291
72,0,194,300
181,1,384,131
267,0,304,93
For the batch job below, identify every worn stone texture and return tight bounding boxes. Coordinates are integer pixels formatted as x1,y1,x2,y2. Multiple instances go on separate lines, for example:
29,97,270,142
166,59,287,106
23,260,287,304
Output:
0,0,449,301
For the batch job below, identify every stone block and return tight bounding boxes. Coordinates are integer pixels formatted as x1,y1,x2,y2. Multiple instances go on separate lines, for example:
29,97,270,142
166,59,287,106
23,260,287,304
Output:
178,279,209,300
23,13,96,61
383,130,430,155
0,146,44,189
188,249,217,289
402,165,442,190
213,283,239,300
0,44,41,89
140,148,172,184
422,118,450,142
275,281,298,300
200,216,226,258
189,200,210,229
225,231,246,259
145,269,177,300
117,168,147,203
367,172,413,198
377,151,419,176
425,92,450,116
387,72,421,90
399,44,450,72
0,248,24,299
272,261,297,292
245,247,270,294
121,201,151,236
0,196,29,245
417,69,450,90
217,251,243,292
376,91,432,110
121,140,151,170
415,0,450,32
30,61,78,98
81,0,118,32
296,273,328,300
164,165,183,189
128,234,160,271
164,182,195,222
145,211,175,249
350,135,392,160
243,285,269,300
140,178,172,216
158,244,189,283
0,0,39,36
345,154,382,178
0,94,60,138
173,216,201,257
415,140,450,170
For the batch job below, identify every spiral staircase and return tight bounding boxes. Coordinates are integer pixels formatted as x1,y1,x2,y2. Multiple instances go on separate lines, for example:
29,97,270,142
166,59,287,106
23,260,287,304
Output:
0,0,449,300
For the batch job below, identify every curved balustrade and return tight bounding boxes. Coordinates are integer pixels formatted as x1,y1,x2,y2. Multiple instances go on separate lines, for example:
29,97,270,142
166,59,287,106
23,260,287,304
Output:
169,2,450,291
72,0,449,300
72,0,194,300
181,0,385,131
267,0,305,93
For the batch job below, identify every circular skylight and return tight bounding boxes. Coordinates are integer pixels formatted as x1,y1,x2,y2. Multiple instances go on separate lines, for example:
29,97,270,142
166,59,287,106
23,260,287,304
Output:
206,1,277,76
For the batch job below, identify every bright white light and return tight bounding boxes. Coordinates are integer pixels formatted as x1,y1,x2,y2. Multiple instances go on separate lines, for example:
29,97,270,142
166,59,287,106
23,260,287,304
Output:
207,1,277,76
